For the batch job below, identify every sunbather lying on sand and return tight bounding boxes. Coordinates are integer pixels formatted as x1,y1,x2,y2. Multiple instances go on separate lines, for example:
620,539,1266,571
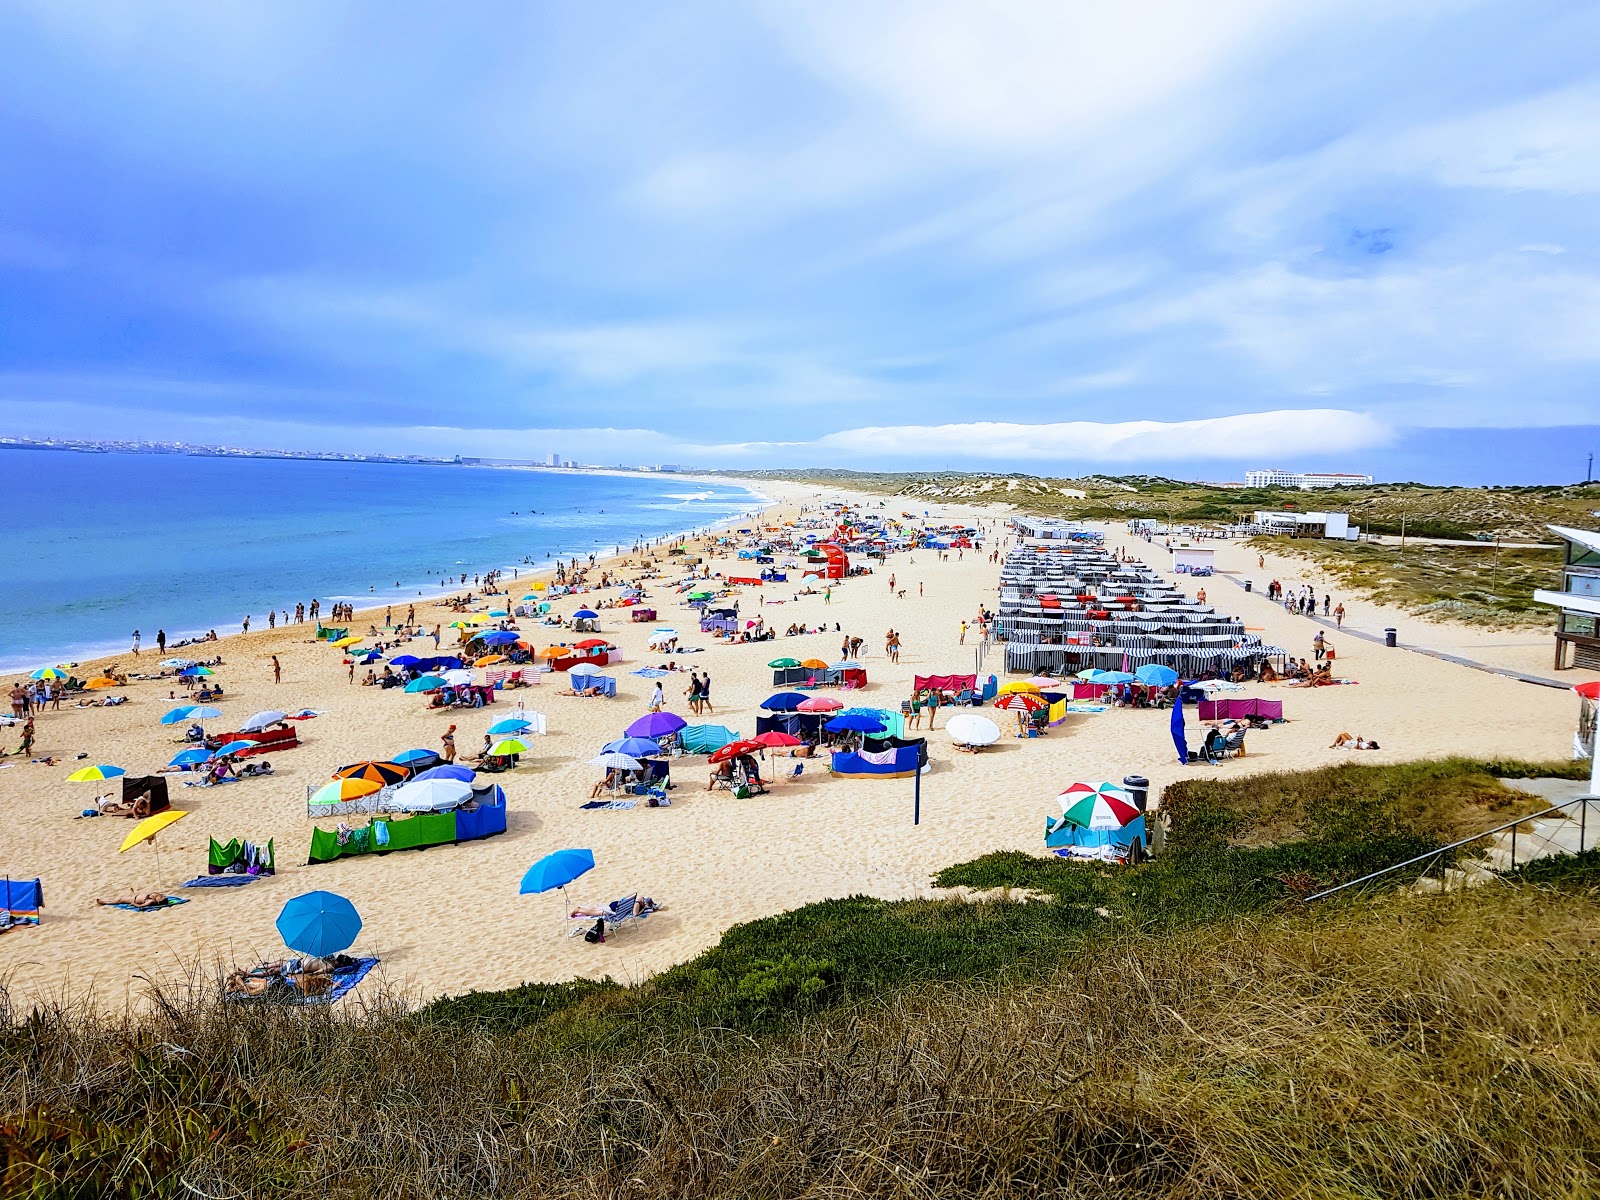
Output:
1330,732,1380,749
95,890,170,907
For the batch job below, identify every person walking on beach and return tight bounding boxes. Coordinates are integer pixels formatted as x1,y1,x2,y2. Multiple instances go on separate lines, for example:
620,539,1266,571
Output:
131,630,141,656
441,725,457,763
156,629,166,654
1334,603,1345,629
823,585,831,605
268,610,276,628
649,680,665,712
1312,632,1326,662
347,659,355,684
10,683,25,719
699,673,713,714
960,620,967,645
432,624,442,648
242,616,251,634
271,655,282,684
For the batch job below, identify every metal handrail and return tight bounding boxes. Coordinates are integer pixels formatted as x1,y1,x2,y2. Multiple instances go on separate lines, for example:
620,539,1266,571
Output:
1303,792,1597,902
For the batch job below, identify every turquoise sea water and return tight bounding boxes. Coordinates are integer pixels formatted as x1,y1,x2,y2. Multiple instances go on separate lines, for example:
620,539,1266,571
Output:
1,449,765,672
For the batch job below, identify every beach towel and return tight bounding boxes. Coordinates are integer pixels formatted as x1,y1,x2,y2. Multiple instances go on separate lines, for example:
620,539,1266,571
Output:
304,957,380,1006
580,799,637,811
108,896,190,912
181,875,257,888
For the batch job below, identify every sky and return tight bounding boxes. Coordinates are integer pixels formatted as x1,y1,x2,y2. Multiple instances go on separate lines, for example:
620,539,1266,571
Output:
2,1,1598,483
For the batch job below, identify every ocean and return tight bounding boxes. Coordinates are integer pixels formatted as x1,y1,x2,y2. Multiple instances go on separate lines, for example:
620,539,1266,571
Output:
1,449,767,673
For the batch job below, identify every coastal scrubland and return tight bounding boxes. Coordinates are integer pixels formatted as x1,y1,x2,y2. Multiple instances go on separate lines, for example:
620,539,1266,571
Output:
6,757,1594,1199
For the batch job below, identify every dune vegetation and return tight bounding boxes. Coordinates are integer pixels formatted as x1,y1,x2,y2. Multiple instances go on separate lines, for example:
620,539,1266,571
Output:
3,757,1595,1198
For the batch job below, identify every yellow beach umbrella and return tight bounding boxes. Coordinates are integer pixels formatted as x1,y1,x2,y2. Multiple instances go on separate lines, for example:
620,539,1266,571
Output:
68,764,126,782
530,582,547,591
330,635,364,649
997,681,1042,696
85,676,120,690
474,654,507,667
309,778,383,805
448,620,476,630
537,646,567,659
120,809,189,854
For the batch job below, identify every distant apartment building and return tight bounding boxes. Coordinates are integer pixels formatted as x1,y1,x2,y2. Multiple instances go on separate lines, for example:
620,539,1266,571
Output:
1534,525,1600,670
546,452,560,466
1246,469,1374,489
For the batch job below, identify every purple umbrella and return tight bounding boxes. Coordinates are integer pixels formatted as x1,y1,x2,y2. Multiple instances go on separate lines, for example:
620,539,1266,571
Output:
625,712,687,739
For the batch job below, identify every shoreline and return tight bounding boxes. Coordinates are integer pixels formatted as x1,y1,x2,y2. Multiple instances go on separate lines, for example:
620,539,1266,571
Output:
2,472,777,677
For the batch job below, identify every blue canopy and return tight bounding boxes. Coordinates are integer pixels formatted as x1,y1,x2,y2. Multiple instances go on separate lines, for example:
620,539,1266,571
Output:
479,631,520,645
390,655,422,668
519,848,595,895
276,891,362,958
761,692,809,712
412,764,475,782
572,608,599,620
1135,664,1179,686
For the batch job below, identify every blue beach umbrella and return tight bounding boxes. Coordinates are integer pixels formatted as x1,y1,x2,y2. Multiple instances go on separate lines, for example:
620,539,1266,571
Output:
276,891,362,958
625,711,687,738
760,692,810,712
1096,671,1137,685
391,748,438,765
479,631,520,645
160,705,197,725
180,666,213,677
826,714,887,734
569,662,604,678
572,608,599,619
390,655,422,668
602,736,664,758
1135,664,1179,687
211,740,256,757
168,747,213,767
487,609,510,618
404,675,446,693
412,763,476,783
487,718,532,735
519,849,595,895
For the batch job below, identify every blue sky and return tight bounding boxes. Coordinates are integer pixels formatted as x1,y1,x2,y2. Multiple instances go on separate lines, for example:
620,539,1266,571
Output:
2,1,1598,482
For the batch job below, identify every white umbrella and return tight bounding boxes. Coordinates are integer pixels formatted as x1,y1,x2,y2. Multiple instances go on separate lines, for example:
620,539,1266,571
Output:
587,752,642,771
442,668,475,686
387,777,474,812
945,714,1001,747
239,709,287,732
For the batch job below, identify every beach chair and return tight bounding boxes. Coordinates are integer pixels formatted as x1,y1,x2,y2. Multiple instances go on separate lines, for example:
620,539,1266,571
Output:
786,763,804,782
1223,729,1247,758
566,896,650,941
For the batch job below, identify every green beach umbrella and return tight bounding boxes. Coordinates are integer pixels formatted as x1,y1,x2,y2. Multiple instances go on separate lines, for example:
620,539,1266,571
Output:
489,738,529,756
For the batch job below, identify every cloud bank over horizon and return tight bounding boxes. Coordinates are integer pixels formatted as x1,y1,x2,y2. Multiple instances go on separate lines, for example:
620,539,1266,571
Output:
2,1,1598,480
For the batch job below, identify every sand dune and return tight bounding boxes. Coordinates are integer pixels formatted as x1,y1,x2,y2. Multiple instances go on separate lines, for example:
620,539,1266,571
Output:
1,483,1583,1011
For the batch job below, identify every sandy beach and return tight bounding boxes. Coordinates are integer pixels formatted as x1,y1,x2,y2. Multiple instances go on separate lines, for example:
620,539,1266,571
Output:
1,481,1590,1011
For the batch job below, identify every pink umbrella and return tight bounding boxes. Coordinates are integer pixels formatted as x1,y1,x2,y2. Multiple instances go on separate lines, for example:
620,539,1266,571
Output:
798,696,843,712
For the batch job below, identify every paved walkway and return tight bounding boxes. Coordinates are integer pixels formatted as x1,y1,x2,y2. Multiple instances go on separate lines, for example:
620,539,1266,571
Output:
1215,571,1570,691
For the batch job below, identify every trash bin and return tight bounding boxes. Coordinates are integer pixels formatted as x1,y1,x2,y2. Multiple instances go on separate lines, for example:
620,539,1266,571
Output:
1243,579,1253,593
1384,628,1397,648
1122,775,1150,813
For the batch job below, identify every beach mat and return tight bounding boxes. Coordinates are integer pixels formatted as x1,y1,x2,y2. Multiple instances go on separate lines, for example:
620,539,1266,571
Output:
108,896,190,912
181,875,258,889
229,957,380,1007
580,799,637,810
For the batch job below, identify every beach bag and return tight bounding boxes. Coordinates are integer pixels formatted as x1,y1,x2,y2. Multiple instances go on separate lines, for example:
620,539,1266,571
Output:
583,919,606,944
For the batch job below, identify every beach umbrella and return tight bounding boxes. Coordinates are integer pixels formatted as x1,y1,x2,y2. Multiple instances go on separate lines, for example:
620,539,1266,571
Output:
1057,783,1140,830
490,738,530,757
448,620,477,630
800,658,829,670
519,848,594,896
487,609,509,618
602,736,663,758
119,808,189,885
768,657,801,668
997,681,1042,696
442,669,475,686
404,675,446,693
180,666,214,677
309,778,383,805
753,731,802,748
1097,671,1137,684
167,747,213,767
631,667,670,678
480,631,520,645
1025,676,1063,689
67,764,125,782
825,714,886,734
277,891,362,958
330,636,364,649
588,751,642,772
1135,664,1179,687
1576,681,1600,700
413,763,476,783
390,655,422,668
391,748,438,766
211,740,256,757
946,714,1000,747
335,760,408,785
537,647,567,659
568,662,603,678
709,739,763,763
994,692,1047,713
626,712,687,739
760,692,809,712
829,661,862,671
389,777,474,812
85,677,121,689
573,638,611,650
288,708,323,719
487,718,532,735
239,710,287,732
1074,668,1101,680
572,609,599,620
30,667,67,680
798,696,842,712
160,658,195,669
